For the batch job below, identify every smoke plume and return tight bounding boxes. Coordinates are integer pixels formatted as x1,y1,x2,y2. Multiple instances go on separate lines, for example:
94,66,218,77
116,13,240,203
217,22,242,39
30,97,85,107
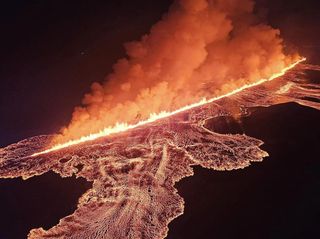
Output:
56,0,299,143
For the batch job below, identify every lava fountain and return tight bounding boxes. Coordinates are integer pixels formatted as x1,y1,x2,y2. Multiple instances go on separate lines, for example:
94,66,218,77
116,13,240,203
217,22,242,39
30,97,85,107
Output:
32,57,306,157
55,0,302,146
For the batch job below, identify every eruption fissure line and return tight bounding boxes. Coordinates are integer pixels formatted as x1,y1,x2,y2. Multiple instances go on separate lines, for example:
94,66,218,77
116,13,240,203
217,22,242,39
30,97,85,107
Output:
31,58,306,157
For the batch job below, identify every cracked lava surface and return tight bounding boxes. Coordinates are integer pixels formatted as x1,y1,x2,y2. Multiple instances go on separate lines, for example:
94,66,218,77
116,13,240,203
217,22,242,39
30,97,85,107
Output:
1,63,320,239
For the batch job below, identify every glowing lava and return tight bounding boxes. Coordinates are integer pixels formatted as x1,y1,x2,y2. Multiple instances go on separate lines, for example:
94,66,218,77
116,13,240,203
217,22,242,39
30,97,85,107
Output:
32,58,306,157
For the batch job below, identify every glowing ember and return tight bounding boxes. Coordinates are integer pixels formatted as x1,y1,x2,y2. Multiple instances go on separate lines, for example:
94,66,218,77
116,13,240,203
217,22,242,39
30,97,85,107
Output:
31,58,306,157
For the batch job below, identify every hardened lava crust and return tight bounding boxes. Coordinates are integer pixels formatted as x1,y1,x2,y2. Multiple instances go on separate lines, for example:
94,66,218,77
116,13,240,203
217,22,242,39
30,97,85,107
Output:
1,64,320,239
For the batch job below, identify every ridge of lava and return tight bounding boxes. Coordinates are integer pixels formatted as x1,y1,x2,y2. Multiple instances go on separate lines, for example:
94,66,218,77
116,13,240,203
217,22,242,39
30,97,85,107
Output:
31,58,306,157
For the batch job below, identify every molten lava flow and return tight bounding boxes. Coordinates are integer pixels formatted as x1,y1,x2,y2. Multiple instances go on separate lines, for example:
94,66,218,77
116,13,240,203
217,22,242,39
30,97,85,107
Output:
31,58,306,157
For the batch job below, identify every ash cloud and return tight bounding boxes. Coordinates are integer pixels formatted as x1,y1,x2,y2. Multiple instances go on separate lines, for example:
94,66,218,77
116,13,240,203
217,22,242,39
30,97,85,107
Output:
57,0,299,143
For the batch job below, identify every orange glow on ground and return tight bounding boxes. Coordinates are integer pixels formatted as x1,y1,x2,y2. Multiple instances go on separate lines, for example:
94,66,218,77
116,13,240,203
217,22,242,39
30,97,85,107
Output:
32,58,306,157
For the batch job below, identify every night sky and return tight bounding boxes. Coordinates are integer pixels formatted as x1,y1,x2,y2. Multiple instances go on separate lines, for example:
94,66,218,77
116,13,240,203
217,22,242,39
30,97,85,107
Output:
0,1,319,239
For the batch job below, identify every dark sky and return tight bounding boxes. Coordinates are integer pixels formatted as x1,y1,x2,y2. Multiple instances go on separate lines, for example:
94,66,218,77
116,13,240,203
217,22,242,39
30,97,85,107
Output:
0,0,172,146
0,0,319,147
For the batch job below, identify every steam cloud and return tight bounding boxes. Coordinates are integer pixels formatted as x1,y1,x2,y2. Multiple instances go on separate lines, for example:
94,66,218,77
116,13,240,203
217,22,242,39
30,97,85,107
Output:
57,0,299,143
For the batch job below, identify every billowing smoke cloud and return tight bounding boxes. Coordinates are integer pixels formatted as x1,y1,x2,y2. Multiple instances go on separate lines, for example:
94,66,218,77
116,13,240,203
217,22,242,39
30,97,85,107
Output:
56,0,299,143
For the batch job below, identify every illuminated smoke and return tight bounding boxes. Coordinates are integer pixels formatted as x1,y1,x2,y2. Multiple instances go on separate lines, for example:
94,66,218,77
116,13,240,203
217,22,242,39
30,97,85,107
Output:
57,0,299,143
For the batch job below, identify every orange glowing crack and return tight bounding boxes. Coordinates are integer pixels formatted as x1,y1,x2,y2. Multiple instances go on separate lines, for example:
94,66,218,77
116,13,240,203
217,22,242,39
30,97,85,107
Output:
31,58,306,157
